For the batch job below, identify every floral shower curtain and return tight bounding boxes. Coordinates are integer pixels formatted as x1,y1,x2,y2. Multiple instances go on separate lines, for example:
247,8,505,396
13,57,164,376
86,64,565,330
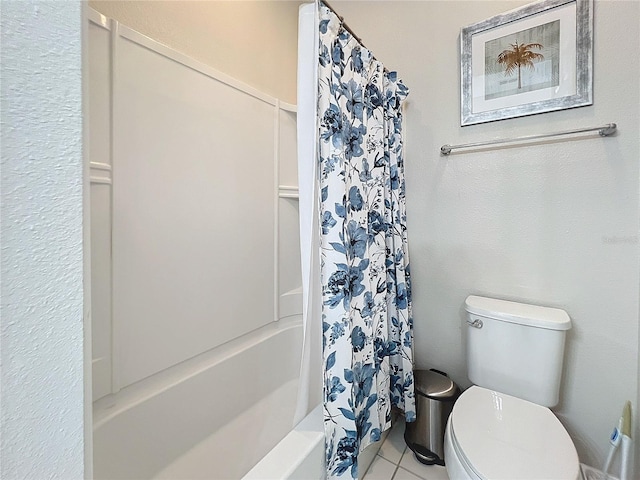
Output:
316,4,415,478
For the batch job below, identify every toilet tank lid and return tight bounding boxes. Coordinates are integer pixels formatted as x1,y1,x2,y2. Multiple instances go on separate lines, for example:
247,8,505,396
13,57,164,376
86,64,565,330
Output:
465,296,571,331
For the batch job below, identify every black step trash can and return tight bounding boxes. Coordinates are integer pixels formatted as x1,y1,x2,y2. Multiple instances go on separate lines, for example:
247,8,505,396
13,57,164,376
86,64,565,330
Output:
404,369,459,466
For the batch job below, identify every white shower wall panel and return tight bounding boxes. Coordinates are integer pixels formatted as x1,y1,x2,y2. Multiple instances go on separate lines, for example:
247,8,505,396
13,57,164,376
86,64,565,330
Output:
88,13,114,400
277,106,302,317
90,183,113,399
88,19,111,165
279,197,302,312
112,28,277,388
278,108,299,189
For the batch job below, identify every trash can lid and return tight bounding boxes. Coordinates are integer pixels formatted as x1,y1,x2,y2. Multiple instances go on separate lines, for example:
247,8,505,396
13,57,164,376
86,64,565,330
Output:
414,369,458,399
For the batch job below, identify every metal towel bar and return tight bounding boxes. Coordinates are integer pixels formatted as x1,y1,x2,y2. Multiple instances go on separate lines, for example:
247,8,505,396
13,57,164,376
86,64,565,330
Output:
440,123,617,155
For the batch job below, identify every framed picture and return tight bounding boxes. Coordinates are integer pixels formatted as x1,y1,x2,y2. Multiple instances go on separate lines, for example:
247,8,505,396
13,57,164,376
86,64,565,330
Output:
460,0,593,126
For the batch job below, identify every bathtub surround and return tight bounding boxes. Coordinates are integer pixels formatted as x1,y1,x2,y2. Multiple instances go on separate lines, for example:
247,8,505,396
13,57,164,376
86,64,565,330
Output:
87,8,306,478
311,4,416,477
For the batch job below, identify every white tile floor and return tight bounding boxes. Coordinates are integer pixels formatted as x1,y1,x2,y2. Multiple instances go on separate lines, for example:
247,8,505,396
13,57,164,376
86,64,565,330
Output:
362,420,449,480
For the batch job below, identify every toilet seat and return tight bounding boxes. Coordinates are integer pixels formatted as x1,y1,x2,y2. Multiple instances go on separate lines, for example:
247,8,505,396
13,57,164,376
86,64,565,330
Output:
448,386,580,480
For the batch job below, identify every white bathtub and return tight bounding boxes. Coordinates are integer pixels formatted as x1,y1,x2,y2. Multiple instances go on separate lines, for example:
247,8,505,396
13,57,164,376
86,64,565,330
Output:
243,404,325,480
94,317,386,480
243,405,387,480
93,319,305,479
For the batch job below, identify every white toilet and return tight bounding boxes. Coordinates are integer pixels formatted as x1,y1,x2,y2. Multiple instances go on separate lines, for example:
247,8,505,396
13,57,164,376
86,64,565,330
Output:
444,295,580,480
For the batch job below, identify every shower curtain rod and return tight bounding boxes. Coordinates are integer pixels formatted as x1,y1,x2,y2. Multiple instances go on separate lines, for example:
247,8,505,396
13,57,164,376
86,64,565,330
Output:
320,0,364,45
440,123,617,155
320,0,384,70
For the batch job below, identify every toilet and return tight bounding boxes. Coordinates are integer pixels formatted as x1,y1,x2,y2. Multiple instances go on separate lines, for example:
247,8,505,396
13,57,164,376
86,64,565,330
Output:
444,295,580,480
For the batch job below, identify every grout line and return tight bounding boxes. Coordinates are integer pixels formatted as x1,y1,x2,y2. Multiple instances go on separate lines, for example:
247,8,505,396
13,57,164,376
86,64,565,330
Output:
390,446,407,480
395,466,427,480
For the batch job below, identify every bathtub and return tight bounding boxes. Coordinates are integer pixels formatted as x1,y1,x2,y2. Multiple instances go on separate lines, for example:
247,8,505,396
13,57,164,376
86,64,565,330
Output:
93,316,386,480
243,404,325,480
93,319,305,479
243,405,387,480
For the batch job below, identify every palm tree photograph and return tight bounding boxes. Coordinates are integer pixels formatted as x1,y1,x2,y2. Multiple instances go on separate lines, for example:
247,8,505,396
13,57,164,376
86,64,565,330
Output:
484,20,560,100
497,41,545,89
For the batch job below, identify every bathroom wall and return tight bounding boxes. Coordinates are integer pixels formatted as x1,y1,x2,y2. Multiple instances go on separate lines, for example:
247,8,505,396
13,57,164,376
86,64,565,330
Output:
89,0,303,105
335,0,640,471
1,1,87,478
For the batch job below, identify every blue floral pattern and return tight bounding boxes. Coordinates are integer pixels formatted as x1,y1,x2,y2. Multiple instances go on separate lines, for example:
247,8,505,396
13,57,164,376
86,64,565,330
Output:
317,4,415,479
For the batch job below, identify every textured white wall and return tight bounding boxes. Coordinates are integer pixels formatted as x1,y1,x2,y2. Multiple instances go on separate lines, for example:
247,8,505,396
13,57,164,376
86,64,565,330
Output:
0,1,86,478
336,0,639,471
89,0,304,105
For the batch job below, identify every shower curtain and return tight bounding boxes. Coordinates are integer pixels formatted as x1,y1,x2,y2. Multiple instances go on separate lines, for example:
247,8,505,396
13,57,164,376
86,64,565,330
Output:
297,3,415,478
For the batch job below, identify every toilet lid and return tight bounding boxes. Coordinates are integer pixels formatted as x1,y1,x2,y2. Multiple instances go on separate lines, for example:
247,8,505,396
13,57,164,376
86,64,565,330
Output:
450,386,579,480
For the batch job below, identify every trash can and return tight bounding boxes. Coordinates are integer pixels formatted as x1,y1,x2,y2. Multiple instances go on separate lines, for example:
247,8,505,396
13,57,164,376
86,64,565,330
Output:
404,369,459,466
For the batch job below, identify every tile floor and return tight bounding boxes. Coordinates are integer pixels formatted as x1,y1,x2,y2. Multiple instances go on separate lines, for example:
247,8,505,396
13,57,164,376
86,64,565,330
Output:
362,420,449,480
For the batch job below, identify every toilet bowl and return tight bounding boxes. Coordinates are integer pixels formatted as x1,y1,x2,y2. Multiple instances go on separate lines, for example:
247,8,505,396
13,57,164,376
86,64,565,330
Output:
444,386,580,480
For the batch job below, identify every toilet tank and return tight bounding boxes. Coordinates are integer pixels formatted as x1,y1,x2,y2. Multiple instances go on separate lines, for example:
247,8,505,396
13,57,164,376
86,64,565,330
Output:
464,295,571,408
